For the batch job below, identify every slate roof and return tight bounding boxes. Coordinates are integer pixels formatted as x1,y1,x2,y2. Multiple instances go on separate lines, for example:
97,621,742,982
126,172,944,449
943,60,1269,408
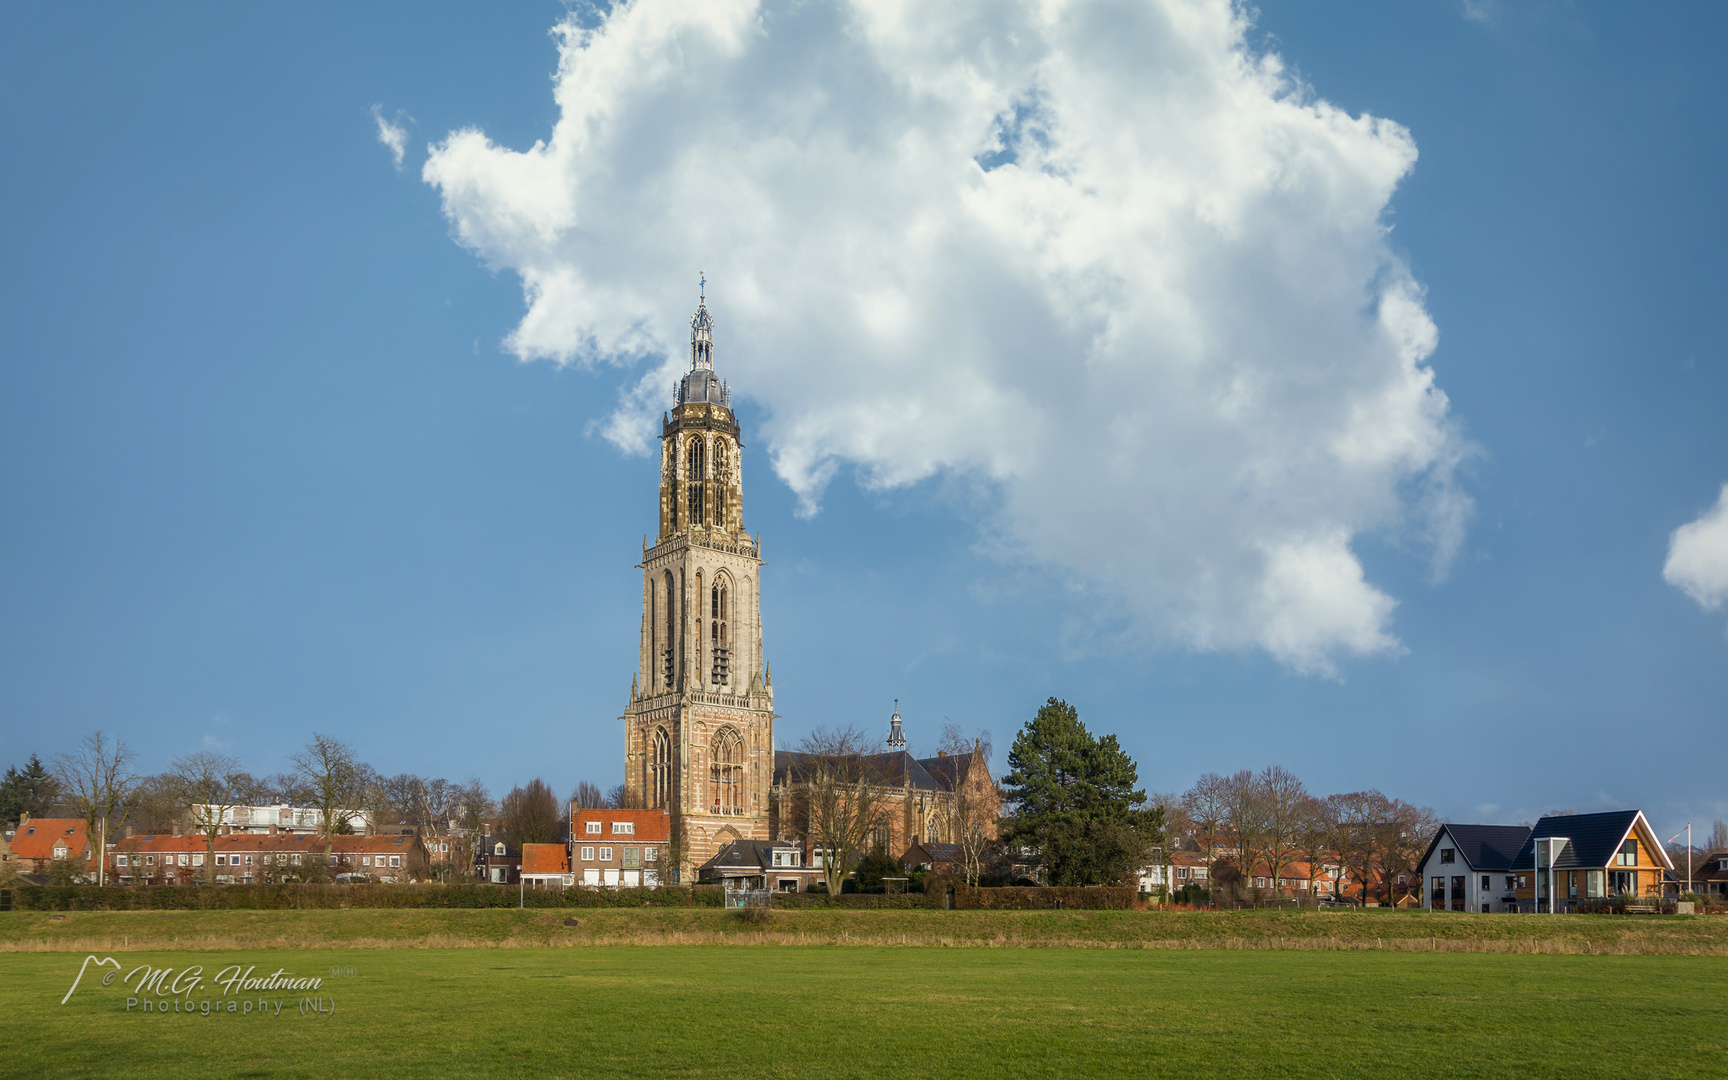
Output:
1418,824,1533,872
1508,810,1672,871
916,754,974,791
774,750,941,791
696,839,806,877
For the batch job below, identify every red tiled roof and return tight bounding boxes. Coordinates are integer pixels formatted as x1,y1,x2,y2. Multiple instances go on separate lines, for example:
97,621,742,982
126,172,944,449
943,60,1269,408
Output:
10,819,88,861
570,809,670,843
109,832,423,857
521,843,569,874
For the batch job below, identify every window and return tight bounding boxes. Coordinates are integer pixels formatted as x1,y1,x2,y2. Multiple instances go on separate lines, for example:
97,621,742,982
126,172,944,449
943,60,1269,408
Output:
146,855,155,866
115,855,127,867
439,843,447,853
495,842,506,856
1609,870,1634,894
644,847,657,862
292,854,302,866
650,727,672,809
599,847,613,861
245,855,253,865
192,854,203,867
362,856,371,867
623,847,641,869
1480,875,1491,891
178,854,188,867
586,821,602,835
612,822,635,835
1616,839,1637,866
685,437,706,527
1440,848,1455,864
712,440,729,528
1587,870,1604,899
387,855,399,867
580,847,595,861
711,728,744,813
710,578,730,686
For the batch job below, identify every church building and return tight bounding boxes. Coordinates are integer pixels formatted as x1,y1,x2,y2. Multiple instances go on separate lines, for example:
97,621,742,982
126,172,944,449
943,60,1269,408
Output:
622,283,775,878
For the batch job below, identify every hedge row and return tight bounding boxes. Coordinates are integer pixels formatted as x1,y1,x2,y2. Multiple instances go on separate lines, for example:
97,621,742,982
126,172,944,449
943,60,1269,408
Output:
10,883,722,911
937,879,1138,910
9,880,1137,912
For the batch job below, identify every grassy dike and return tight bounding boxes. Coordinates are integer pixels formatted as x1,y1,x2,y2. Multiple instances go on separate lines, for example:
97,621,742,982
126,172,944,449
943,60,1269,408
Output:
7,945,1727,1079
4,905,1727,954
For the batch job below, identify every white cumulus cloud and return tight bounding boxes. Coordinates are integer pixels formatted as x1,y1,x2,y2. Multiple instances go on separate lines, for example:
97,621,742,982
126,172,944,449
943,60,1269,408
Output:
1665,484,1728,612
371,104,410,170
421,0,1470,676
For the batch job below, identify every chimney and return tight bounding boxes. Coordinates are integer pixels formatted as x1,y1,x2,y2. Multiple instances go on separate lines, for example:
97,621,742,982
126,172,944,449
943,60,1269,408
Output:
17,813,27,827
366,823,375,837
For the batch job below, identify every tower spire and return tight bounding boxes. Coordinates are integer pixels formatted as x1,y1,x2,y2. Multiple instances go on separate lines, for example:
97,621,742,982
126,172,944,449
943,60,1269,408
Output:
886,700,906,750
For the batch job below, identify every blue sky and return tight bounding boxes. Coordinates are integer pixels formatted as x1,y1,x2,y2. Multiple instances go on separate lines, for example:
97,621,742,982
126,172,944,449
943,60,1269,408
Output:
1,2,1724,835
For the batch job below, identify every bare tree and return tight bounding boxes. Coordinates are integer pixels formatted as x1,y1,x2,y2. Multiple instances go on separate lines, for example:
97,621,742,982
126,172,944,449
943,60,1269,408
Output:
1707,819,1728,855
1220,769,1266,901
169,751,249,884
572,781,607,809
499,779,562,848
289,734,363,843
606,783,643,810
1332,790,1393,905
1181,772,1231,871
935,737,1000,886
1295,793,1340,898
451,778,491,879
1258,766,1307,898
53,731,140,886
785,726,888,896
1379,798,1438,905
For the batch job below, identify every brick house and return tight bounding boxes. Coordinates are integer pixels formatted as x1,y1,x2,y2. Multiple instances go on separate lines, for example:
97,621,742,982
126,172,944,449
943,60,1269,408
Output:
572,808,670,887
697,838,822,893
7,817,90,877
475,834,521,884
108,829,427,884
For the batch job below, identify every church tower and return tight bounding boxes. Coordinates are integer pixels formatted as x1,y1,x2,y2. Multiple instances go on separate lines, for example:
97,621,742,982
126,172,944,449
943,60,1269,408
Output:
623,279,774,879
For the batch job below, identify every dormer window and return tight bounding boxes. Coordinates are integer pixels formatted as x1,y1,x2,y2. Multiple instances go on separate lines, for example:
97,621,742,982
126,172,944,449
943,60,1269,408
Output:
612,822,634,835
494,843,506,856
586,821,602,835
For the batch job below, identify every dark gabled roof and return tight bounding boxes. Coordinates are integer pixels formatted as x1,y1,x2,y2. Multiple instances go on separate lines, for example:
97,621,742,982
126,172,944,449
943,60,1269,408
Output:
696,839,804,875
1508,810,1670,871
916,754,972,790
773,750,940,792
1418,824,1532,872
904,841,962,862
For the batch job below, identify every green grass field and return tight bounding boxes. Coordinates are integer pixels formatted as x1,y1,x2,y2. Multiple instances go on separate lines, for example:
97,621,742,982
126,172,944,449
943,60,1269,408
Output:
6,944,1726,1078
6,905,1728,954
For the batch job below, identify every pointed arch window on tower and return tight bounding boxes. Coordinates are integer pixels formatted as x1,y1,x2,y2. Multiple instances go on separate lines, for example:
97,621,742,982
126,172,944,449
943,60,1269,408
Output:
711,728,743,814
710,579,730,686
686,438,706,527
650,727,671,810
661,570,677,690
711,440,728,530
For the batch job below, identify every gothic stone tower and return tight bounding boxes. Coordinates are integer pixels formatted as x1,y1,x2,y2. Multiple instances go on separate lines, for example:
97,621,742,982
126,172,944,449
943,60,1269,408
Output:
623,282,774,879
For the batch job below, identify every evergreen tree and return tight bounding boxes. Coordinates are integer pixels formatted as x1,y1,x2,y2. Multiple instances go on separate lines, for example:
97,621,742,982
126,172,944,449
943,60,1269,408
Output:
1001,698,1162,886
0,754,59,826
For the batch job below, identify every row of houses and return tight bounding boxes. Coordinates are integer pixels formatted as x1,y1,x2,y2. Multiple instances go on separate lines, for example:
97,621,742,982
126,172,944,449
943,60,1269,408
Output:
0,814,426,884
